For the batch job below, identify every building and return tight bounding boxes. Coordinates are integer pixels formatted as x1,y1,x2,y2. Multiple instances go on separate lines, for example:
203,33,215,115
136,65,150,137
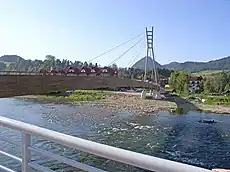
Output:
40,67,119,77
100,67,117,77
158,75,168,87
79,67,90,76
188,76,202,93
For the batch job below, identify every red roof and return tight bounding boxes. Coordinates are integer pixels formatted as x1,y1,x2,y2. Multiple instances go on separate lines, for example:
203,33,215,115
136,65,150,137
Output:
101,67,115,74
189,76,202,81
80,67,91,74
66,67,81,74
41,66,119,75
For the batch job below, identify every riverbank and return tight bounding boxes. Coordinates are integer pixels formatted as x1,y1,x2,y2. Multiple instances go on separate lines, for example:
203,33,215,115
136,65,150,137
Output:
178,93,230,114
19,91,177,115
169,95,230,114
19,91,230,115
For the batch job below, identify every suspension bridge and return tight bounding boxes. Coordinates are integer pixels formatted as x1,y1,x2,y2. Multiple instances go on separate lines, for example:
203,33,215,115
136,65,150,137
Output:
0,27,160,98
0,27,220,172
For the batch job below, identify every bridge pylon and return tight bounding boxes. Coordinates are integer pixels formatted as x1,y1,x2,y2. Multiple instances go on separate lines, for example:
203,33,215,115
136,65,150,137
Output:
143,27,161,99
144,27,158,85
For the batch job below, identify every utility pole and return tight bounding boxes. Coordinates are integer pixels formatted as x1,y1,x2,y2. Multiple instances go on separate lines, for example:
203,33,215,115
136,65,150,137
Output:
145,27,158,86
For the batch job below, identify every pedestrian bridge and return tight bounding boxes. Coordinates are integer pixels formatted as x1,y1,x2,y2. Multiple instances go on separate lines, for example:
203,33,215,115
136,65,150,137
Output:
0,116,212,172
0,73,156,98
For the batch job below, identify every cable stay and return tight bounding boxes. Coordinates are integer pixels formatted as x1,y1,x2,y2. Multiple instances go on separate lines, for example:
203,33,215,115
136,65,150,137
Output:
107,37,145,67
87,32,144,63
126,40,146,68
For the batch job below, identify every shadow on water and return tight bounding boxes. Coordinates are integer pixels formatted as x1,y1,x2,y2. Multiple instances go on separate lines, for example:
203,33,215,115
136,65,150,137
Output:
154,113,230,169
163,95,201,114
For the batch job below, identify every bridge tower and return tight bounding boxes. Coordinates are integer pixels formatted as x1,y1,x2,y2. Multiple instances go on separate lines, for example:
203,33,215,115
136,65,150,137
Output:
144,27,158,85
143,27,161,99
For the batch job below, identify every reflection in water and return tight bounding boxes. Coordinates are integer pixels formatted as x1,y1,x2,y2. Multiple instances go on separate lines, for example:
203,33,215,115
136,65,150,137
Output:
171,107,184,115
0,98,230,171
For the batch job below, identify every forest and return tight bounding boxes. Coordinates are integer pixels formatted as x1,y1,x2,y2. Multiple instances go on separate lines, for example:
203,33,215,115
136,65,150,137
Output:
1,55,173,79
169,71,230,94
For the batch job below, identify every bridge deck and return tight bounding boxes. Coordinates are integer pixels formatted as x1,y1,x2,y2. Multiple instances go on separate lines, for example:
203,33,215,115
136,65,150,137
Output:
0,74,155,98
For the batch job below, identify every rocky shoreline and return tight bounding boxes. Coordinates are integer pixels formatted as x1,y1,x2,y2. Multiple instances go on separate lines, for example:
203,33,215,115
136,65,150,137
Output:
19,93,230,115
89,94,177,115
197,104,230,114
19,94,177,115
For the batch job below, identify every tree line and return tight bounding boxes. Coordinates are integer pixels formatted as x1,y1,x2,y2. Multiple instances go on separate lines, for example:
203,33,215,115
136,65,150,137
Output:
169,71,230,93
5,55,101,72
2,55,173,79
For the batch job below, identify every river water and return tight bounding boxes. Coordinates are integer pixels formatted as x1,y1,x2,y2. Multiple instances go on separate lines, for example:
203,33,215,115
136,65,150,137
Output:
0,98,230,171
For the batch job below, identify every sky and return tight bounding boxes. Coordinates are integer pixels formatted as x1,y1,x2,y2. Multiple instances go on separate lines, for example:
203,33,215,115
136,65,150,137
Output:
0,0,230,67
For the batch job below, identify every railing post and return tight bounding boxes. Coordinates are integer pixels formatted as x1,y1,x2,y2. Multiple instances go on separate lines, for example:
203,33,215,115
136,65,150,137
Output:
22,133,31,172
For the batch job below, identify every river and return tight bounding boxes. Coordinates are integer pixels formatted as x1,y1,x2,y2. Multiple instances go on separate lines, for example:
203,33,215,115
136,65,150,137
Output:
0,98,230,171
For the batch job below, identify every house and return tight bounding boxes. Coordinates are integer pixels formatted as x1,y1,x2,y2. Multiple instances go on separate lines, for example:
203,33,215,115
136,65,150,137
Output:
188,76,203,93
79,67,90,76
100,68,110,77
158,75,168,87
40,66,119,77
66,67,76,75
65,67,81,76
94,67,102,76
113,69,119,76
88,67,101,76
102,67,118,77
49,67,58,75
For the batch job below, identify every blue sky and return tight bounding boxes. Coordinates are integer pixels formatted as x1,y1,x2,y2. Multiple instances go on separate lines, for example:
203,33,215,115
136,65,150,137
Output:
0,0,229,67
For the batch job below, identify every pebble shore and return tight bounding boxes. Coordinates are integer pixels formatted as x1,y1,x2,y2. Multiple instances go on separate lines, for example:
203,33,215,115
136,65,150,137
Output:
84,94,176,115
19,93,230,115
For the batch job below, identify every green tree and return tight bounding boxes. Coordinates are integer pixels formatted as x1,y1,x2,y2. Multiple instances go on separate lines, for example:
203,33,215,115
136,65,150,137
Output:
89,62,93,67
111,63,118,69
224,84,230,91
204,79,215,93
177,72,189,92
169,71,179,89
55,59,62,68
184,83,189,93
199,80,204,93
83,62,88,67
214,72,228,93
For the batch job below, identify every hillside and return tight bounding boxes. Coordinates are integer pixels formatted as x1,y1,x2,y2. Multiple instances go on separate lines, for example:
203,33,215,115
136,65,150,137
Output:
0,55,24,71
0,55,23,63
132,56,230,72
132,56,162,70
1,54,230,73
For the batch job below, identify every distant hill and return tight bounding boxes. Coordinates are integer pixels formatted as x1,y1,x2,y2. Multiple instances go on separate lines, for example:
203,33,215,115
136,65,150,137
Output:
132,56,230,73
0,55,25,71
132,56,162,70
1,54,230,73
0,55,23,63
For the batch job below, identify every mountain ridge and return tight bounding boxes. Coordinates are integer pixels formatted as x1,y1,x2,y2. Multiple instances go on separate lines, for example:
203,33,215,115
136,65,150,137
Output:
132,56,230,72
0,55,23,63
1,55,230,73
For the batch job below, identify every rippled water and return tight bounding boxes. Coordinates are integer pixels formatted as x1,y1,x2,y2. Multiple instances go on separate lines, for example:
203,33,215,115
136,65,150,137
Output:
0,98,230,171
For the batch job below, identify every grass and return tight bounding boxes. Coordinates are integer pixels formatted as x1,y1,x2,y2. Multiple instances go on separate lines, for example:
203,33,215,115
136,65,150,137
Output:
29,90,112,103
178,93,230,106
203,95,230,106
192,70,229,76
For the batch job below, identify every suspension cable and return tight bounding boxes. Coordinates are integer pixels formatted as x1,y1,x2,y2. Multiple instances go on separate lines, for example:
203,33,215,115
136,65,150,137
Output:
127,40,145,68
107,37,145,67
87,32,144,63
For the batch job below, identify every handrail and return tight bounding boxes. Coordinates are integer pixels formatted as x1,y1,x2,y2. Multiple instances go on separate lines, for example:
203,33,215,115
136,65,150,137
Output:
0,116,211,172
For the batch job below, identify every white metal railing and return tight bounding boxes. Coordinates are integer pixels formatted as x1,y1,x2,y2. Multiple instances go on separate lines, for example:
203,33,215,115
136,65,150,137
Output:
0,116,212,172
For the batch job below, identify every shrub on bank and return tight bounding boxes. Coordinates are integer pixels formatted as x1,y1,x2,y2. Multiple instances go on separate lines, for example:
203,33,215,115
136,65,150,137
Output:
204,96,230,106
35,90,111,103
